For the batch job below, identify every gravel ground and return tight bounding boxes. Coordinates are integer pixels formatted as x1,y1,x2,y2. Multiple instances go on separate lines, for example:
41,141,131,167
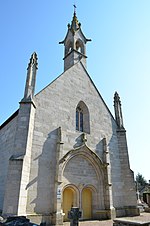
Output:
63,212,150,226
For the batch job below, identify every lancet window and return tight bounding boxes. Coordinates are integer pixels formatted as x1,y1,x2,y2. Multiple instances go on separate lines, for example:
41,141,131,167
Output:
76,101,90,134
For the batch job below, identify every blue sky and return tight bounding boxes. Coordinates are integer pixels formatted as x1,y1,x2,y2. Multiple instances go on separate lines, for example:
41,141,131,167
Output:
0,1,150,181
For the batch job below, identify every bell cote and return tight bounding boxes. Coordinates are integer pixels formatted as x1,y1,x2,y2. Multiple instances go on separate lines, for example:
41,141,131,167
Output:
59,10,91,71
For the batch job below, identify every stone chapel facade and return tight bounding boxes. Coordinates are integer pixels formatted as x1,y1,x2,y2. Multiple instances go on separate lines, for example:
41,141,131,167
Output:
0,11,139,226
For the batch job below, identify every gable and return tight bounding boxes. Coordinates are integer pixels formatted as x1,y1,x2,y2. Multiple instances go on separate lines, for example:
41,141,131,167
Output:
33,61,118,159
35,61,115,123
0,110,19,130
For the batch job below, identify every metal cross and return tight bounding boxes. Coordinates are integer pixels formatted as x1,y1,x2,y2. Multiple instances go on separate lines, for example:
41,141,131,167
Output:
73,4,77,13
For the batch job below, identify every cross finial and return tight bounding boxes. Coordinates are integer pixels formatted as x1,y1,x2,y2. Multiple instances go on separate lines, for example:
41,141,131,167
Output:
73,4,77,14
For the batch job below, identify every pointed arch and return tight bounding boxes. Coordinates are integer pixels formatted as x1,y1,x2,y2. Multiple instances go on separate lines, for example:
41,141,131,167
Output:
65,40,73,55
76,101,90,134
60,144,105,180
75,39,85,54
63,185,79,221
60,145,106,215
82,187,92,219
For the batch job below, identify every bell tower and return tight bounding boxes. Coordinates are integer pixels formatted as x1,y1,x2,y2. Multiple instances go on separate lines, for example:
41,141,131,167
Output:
59,7,91,71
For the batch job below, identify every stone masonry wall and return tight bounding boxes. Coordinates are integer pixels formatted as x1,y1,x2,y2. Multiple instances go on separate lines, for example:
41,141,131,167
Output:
0,115,18,211
26,62,130,215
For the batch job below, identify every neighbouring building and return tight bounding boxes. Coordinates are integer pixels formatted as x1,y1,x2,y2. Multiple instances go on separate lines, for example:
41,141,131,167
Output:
139,182,150,208
0,10,139,226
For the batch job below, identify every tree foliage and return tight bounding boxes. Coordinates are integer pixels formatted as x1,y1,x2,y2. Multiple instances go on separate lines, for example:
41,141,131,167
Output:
136,173,147,189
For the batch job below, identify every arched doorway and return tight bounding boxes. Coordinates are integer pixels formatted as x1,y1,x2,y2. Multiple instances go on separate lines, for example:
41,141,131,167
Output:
61,146,105,221
82,188,92,219
63,187,77,221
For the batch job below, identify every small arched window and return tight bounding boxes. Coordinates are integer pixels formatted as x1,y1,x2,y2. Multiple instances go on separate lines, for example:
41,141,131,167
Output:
76,101,90,134
76,39,85,54
65,41,73,55
76,107,83,132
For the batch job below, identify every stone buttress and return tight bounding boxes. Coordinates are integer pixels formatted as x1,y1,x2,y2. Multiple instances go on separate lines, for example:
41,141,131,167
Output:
2,53,38,216
114,92,139,216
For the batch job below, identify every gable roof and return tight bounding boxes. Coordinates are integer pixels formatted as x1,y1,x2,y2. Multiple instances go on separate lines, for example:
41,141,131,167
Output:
1,61,116,129
0,110,19,130
79,61,116,121
36,60,116,122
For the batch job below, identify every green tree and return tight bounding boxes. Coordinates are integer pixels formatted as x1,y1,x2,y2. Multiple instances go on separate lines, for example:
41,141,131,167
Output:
136,173,147,189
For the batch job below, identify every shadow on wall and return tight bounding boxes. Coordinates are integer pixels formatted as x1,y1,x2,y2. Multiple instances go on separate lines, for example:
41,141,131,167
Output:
26,128,59,215
95,139,104,159
73,133,87,148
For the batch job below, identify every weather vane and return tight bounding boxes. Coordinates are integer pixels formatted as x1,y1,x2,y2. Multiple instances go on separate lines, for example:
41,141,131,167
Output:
73,2,77,13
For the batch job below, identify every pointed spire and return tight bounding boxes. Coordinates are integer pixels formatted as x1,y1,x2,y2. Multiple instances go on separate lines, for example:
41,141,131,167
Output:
23,52,38,101
66,5,81,33
114,92,124,129
70,10,81,32
27,52,38,70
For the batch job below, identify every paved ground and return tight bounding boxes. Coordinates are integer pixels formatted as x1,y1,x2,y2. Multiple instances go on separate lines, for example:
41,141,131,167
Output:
63,212,150,226
64,219,112,226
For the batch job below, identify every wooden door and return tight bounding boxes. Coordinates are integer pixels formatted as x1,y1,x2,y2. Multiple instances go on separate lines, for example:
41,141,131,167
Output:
63,187,74,221
82,188,92,219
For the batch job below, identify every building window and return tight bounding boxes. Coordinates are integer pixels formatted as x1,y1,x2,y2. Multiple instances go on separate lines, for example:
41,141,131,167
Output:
76,39,85,54
76,107,83,132
76,101,90,134
65,41,73,55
